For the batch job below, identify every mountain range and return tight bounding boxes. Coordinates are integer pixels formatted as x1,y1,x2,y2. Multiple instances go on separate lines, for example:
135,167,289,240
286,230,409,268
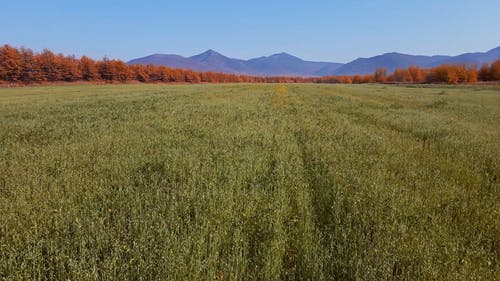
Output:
127,46,500,77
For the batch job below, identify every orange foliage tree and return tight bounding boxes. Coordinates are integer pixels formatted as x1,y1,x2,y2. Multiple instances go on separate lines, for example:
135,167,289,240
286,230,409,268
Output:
374,67,387,83
19,47,42,83
389,68,412,83
79,56,99,81
490,60,500,81
478,63,490,81
408,66,425,83
0,45,23,82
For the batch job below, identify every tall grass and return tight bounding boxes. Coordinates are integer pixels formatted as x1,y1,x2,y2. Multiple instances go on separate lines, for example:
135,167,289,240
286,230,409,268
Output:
0,83,499,280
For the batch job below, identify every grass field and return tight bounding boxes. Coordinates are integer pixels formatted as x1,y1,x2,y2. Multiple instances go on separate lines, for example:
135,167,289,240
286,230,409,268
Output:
0,83,499,280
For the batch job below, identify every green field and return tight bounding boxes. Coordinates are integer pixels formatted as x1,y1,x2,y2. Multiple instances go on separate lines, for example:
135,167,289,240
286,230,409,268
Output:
0,84,499,280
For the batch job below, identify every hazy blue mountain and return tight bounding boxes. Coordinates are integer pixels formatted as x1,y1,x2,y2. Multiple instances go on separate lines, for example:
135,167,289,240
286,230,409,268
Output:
334,47,500,75
127,54,209,70
127,46,500,76
333,53,451,75
314,62,346,76
429,46,500,66
128,50,343,76
189,50,251,73
246,53,343,76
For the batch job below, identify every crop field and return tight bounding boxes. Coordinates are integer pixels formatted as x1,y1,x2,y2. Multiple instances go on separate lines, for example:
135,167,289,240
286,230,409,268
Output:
0,83,499,280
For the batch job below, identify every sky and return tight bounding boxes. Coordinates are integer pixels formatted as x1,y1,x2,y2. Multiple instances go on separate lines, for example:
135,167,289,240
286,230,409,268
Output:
1,0,499,63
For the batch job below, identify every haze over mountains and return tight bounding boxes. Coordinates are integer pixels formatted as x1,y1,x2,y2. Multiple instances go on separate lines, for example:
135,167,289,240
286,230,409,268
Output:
128,50,343,77
128,46,500,77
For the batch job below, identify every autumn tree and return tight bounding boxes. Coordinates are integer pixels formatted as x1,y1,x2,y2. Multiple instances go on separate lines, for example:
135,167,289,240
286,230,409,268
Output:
374,67,388,83
130,65,148,82
490,60,500,81
146,64,161,82
408,66,425,83
112,60,132,82
390,68,412,83
446,68,459,84
427,65,456,83
19,47,42,83
98,57,114,81
0,44,23,82
59,55,82,81
352,75,362,84
184,70,201,83
465,68,478,83
478,63,490,81
338,76,352,84
79,56,99,81
36,49,58,81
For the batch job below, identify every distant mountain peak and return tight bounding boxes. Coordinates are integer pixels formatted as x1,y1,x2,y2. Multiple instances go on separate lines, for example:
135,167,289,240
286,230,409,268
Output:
191,49,226,60
201,49,221,55
263,52,303,62
379,52,409,57
271,52,296,57
273,52,291,56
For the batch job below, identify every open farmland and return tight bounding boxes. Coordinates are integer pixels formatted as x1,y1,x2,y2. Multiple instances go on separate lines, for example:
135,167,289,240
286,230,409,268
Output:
0,83,499,280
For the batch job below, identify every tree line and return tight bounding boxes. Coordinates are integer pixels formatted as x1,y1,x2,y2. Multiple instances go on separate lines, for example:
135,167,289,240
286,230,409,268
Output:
1,45,499,85
317,63,500,84
0,45,314,84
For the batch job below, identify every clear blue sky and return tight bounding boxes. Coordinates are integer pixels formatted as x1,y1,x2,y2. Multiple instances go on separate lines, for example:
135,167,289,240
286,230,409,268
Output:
1,0,499,63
